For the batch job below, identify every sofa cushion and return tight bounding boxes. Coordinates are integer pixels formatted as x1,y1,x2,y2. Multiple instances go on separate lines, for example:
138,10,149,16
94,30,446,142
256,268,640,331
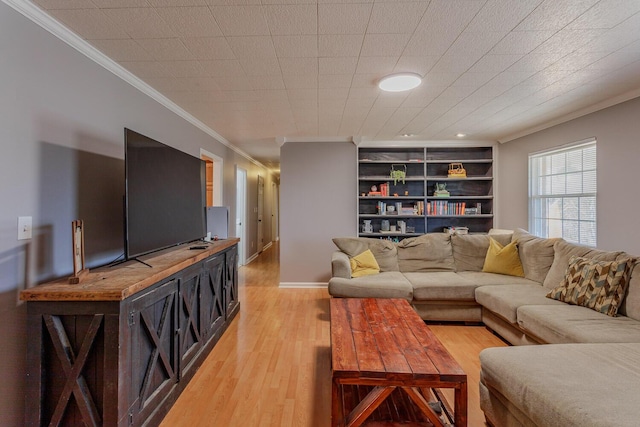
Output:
482,238,524,277
512,228,558,284
331,251,351,279
619,257,640,321
328,272,412,301
476,284,564,324
488,228,513,236
480,343,640,427
516,304,640,343
404,272,476,301
332,237,399,272
451,234,512,272
396,233,455,272
457,271,537,287
546,256,635,317
349,249,380,278
542,239,621,290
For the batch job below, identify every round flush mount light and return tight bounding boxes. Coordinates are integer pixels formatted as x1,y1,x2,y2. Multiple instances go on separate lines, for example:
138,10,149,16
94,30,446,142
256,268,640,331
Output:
456,133,467,138
378,73,422,92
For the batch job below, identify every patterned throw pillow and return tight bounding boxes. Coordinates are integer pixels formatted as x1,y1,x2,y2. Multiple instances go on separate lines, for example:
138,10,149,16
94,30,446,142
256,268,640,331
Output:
546,256,635,317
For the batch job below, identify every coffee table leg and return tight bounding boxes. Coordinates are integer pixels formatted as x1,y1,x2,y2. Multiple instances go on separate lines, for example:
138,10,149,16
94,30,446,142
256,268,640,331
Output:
331,378,342,427
455,381,468,426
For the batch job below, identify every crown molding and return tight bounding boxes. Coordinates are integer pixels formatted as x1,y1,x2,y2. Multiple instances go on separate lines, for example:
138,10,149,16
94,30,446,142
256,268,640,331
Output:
499,87,640,143
2,0,267,170
357,139,496,148
280,136,355,145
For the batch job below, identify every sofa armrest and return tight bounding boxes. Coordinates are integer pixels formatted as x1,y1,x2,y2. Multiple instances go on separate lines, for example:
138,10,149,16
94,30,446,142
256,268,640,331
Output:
332,251,352,279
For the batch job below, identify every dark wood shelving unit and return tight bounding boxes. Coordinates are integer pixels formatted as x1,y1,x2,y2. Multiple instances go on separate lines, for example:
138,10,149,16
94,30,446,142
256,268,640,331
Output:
358,145,495,239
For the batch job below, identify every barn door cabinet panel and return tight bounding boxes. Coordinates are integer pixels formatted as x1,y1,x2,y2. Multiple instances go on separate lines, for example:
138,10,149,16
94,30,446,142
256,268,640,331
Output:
202,253,225,346
126,278,179,426
20,239,240,427
225,245,239,320
177,264,205,383
25,301,122,427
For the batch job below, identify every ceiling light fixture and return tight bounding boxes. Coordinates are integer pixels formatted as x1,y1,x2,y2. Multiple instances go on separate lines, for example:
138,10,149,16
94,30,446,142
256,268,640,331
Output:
401,133,414,137
378,73,422,92
456,133,467,138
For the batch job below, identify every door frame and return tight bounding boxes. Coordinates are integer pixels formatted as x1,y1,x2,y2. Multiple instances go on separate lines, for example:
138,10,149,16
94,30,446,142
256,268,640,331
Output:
257,175,264,253
271,181,279,241
235,166,247,266
200,149,223,206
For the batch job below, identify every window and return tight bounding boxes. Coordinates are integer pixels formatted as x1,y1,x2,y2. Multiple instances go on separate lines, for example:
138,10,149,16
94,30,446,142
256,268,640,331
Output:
529,139,596,246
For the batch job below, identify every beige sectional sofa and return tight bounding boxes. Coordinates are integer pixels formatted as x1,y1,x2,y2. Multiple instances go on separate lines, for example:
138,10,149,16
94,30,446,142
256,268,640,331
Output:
328,229,640,427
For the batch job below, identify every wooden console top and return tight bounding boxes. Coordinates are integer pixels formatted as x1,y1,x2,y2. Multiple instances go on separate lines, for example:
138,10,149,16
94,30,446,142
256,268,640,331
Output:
20,238,239,302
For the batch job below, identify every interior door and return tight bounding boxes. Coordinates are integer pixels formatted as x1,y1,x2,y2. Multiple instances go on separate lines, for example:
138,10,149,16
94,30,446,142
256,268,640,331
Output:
235,167,247,266
257,175,264,253
271,182,278,242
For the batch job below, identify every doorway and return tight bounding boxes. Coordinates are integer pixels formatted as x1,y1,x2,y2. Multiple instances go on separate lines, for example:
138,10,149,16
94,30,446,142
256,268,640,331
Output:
271,182,279,242
257,175,264,253
200,149,223,206
236,167,247,266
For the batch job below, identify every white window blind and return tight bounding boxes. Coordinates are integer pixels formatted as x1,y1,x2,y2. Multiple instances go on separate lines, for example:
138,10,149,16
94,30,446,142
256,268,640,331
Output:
529,140,596,246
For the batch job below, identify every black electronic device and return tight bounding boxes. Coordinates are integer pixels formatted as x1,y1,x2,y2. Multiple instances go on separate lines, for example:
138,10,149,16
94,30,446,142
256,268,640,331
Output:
124,128,206,260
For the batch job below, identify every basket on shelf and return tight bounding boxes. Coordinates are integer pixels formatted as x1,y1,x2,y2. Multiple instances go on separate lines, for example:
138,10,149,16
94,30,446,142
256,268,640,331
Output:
448,162,467,178
390,164,406,184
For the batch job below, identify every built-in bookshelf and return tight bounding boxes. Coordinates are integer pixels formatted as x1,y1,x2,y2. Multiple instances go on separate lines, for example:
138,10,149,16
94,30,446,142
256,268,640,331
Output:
357,145,494,240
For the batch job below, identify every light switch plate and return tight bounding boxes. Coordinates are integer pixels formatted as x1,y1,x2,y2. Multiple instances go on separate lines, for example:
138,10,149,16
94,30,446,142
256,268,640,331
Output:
18,216,32,240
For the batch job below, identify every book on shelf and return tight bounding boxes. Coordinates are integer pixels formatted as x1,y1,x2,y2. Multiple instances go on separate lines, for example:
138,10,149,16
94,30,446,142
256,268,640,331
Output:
380,183,389,197
427,201,466,215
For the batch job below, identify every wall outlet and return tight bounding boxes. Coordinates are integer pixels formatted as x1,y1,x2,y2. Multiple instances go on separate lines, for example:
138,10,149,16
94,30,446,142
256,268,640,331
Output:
18,216,32,240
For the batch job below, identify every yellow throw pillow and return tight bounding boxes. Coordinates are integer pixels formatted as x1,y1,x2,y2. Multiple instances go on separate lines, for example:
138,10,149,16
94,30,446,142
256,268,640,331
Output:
482,237,525,277
349,249,380,278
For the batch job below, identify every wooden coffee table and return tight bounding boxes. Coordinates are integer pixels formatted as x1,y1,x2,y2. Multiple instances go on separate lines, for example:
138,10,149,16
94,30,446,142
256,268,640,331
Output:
330,298,467,427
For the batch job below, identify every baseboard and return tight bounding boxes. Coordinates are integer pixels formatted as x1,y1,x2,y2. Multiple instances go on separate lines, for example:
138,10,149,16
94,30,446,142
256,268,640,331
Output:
279,282,328,289
245,253,259,264
262,241,273,251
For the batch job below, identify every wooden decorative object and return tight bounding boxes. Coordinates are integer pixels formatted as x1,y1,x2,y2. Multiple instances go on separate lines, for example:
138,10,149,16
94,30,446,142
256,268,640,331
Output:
69,220,89,284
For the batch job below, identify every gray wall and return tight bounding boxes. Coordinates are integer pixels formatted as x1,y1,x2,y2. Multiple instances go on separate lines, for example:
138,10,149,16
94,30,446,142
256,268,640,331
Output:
0,4,274,425
496,96,640,254
280,141,357,284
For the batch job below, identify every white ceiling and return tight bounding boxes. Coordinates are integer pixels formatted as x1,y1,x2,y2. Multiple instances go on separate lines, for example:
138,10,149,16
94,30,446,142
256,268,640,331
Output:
26,0,640,169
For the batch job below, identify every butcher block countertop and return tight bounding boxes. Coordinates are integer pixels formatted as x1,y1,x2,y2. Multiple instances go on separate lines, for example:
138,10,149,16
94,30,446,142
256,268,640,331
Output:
20,238,240,302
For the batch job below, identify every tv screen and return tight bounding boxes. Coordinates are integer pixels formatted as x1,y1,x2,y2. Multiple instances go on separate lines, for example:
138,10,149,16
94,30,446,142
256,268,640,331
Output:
124,128,206,259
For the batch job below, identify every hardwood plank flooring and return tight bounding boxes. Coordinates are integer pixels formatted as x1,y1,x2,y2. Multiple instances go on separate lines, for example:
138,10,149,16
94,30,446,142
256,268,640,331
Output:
160,243,507,427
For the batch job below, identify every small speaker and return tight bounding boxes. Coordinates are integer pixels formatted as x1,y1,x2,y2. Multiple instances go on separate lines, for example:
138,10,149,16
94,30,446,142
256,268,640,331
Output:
206,206,229,239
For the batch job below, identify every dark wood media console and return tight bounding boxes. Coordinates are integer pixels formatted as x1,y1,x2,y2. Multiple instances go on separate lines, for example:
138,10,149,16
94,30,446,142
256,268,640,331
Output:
20,239,240,427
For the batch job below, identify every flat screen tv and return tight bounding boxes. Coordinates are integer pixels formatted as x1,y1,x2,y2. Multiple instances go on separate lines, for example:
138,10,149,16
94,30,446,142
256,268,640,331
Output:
124,128,206,260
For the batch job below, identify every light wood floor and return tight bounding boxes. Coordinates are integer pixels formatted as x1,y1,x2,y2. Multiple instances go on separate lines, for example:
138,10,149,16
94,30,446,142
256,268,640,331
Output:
161,243,507,427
